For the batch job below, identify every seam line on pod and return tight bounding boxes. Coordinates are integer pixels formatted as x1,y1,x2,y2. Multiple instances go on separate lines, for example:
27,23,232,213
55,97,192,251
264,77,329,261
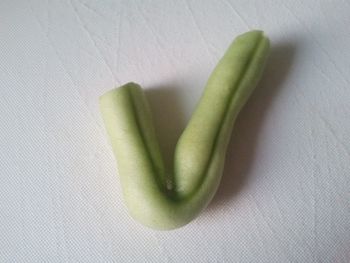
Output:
127,88,165,194
187,33,265,198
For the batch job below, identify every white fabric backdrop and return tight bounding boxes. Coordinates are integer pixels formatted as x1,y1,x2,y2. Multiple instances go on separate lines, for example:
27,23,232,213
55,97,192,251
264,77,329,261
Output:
1,0,349,262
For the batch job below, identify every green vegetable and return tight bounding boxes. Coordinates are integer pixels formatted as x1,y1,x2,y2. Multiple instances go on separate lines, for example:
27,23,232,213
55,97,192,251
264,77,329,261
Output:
99,30,270,230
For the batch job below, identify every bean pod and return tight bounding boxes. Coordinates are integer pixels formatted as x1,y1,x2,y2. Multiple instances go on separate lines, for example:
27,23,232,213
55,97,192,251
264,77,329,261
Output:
99,30,270,230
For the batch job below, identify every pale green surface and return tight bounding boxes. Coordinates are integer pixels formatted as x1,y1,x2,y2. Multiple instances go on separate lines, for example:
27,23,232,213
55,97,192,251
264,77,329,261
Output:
99,31,270,230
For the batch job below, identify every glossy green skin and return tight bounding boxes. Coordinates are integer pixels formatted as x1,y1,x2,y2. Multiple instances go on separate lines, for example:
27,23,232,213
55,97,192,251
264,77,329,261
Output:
99,31,270,230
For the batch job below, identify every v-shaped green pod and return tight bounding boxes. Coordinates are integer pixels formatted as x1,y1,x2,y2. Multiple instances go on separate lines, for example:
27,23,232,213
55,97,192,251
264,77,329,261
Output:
100,30,270,230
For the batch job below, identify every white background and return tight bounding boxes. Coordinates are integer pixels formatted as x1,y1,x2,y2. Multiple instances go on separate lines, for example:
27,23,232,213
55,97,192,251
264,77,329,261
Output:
1,0,349,262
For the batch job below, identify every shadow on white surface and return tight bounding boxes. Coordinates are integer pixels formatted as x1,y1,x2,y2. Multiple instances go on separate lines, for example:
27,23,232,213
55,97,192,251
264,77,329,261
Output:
145,85,187,173
208,41,297,211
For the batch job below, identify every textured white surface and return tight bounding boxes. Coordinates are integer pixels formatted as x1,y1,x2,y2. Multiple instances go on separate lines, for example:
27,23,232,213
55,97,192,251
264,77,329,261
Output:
1,0,349,262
